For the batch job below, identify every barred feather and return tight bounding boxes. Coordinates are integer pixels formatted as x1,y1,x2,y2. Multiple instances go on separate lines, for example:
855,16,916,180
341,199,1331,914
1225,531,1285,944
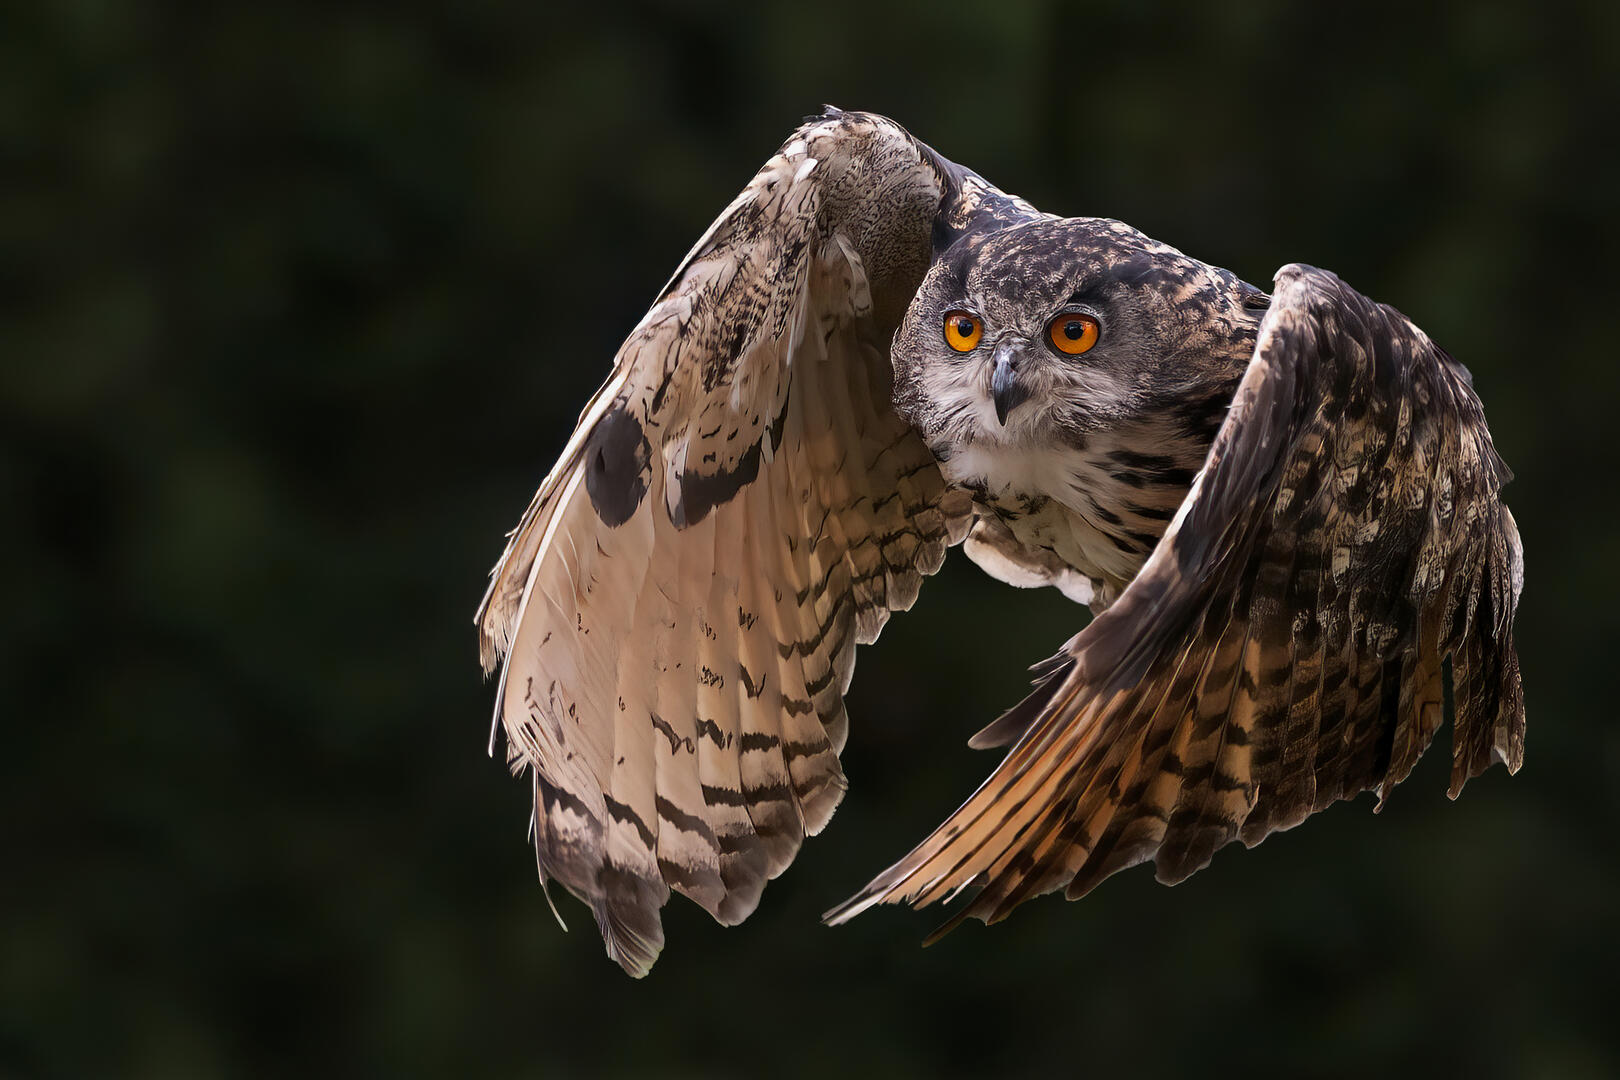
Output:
827,264,1525,932
475,109,1017,975
480,108,1526,975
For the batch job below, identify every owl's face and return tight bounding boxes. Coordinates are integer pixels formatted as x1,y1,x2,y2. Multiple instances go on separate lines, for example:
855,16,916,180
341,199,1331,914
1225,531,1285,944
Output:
890,217,1264,453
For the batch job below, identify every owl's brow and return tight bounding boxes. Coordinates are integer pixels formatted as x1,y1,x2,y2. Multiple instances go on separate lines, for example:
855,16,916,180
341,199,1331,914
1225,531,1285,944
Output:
1063,283,1111,307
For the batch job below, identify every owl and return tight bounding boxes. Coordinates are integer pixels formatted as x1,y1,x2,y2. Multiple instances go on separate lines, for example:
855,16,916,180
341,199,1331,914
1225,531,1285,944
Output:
476,108,1524,976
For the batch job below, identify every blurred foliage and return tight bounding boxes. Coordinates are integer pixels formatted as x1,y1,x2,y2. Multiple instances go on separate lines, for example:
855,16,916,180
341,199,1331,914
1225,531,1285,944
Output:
4,1,1619,1077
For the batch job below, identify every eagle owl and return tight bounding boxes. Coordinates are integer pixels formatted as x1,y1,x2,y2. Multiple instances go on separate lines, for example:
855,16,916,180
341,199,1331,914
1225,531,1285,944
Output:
476,108,1525,976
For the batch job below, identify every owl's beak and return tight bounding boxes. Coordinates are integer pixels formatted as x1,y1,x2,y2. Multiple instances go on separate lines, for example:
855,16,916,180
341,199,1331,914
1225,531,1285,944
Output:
990,343,1030,425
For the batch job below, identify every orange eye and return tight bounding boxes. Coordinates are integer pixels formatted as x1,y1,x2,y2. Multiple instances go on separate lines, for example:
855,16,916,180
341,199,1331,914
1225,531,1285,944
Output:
1047,312,1100,356
942,310,983,352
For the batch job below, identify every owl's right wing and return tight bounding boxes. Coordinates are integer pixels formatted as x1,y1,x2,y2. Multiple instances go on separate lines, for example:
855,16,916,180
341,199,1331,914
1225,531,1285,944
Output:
828,264,1525,936
476,108,1043,975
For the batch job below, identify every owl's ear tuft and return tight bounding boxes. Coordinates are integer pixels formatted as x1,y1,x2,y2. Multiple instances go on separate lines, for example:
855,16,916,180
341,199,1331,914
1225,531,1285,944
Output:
584,405,650,528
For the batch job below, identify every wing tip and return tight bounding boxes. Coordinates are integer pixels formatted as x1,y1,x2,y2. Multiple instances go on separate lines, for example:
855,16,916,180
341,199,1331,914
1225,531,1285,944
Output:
595,871,669,978
967,651,1076,750
821,873,903,927
821,891,877,928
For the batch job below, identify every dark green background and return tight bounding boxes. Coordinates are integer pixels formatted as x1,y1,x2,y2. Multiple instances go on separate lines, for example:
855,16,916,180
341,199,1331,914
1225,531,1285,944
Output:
7,2,1618,1076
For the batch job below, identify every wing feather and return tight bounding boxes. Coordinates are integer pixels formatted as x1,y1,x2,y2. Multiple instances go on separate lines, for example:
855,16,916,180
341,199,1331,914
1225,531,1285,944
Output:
735,470,806,875
477,109,1029,974
828,263,1525,932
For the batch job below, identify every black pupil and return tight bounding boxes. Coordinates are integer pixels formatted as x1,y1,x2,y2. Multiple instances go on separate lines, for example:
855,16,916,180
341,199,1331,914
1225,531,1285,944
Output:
1063,320,1085,340
955,318,973,336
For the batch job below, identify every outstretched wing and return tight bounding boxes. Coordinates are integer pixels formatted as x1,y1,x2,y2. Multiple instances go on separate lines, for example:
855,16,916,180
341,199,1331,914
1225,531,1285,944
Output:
476,109,1041,975
828,264,1525,935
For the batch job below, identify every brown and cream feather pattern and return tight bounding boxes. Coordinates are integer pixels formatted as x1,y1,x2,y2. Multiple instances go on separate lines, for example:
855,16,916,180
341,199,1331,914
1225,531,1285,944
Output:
825,264,1524,934
478,109,1525,974
476,110,1035,975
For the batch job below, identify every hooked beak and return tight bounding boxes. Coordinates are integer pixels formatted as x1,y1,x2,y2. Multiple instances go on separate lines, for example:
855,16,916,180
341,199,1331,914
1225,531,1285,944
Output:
990,342,1030,426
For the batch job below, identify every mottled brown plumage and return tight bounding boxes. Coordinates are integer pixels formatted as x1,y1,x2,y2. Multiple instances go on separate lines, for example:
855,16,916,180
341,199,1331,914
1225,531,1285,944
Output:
477,108,1525,975
825,265,1524,934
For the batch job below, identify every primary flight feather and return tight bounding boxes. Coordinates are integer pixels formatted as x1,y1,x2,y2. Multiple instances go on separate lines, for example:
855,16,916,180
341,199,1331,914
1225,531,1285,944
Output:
475,108,1524,976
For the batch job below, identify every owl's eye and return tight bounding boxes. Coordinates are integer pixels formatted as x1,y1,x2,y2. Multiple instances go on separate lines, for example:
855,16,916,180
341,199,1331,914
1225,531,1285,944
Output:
1047,312,1100,356
942,310,983,352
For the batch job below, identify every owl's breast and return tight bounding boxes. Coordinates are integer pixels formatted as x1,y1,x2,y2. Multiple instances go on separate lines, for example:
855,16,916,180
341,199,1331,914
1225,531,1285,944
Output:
939,433,1199,598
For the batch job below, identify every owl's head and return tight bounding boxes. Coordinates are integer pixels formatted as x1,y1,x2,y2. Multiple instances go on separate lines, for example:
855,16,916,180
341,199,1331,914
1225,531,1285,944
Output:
890,217,1265,451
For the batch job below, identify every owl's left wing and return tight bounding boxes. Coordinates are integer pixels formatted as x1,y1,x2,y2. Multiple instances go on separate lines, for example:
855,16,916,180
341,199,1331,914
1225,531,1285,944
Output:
828,264,1524,935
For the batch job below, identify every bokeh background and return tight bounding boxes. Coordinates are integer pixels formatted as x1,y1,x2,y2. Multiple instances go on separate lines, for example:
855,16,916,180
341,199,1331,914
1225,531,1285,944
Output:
7,2,1619,1076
